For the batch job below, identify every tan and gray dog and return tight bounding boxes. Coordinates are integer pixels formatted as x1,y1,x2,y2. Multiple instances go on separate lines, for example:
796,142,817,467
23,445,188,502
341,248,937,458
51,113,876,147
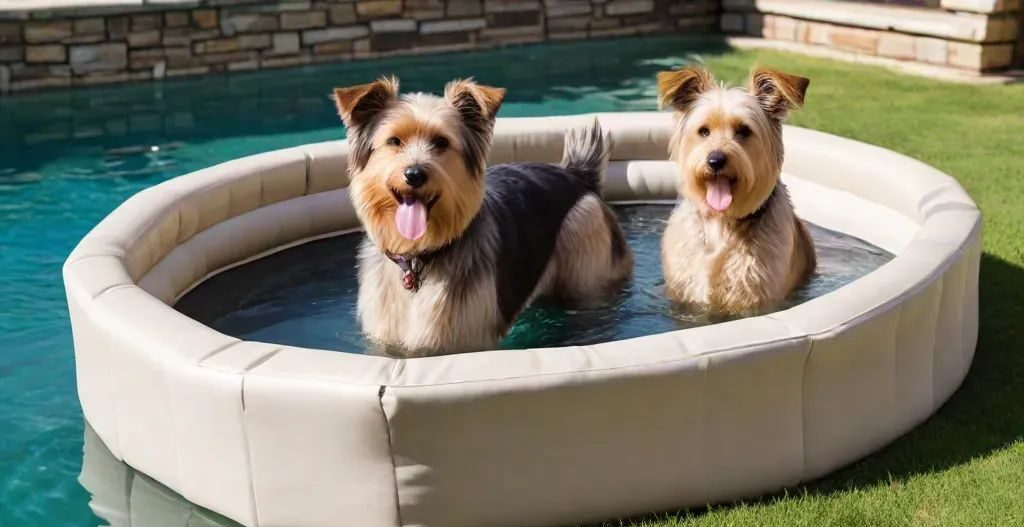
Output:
333,77,633,355
657,65,816,314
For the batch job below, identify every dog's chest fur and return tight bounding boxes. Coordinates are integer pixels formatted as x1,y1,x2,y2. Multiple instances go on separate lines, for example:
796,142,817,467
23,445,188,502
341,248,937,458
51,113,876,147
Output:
662,189,798,313
356,240,503,355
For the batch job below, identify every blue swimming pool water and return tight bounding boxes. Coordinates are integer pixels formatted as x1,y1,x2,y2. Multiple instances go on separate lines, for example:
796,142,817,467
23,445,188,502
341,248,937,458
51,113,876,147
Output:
1,34,739,527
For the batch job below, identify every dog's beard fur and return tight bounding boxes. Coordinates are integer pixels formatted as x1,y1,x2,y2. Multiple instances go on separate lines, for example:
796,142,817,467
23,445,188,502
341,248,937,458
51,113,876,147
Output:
335,78,503,255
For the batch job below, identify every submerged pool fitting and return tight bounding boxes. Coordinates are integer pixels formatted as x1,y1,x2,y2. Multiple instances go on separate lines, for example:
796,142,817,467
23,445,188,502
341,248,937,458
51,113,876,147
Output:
63,112,980,527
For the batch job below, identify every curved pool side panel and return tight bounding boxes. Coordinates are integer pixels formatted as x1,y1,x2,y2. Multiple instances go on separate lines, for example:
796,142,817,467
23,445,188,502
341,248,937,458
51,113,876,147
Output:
63,112,980,527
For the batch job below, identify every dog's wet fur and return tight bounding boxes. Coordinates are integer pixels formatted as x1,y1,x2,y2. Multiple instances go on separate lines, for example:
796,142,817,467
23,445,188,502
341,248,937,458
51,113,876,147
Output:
657,65,816,314
333,77,632,356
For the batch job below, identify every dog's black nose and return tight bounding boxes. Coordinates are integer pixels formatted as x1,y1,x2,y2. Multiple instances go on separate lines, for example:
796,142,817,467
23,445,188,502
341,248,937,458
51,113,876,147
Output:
404,165,427,188
707,151,727,171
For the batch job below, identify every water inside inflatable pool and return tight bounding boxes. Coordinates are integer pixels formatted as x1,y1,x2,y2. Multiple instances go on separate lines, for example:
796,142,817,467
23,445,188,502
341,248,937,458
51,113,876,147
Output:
176,205,894,353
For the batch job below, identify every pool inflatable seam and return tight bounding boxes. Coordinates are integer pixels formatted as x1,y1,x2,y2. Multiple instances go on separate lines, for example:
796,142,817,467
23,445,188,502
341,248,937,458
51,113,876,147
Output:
302,150,312,197
378,386,405,527
798,334,813,482
244,348,283,373
196,340,243,365
89,282,135,301
239,374,262,527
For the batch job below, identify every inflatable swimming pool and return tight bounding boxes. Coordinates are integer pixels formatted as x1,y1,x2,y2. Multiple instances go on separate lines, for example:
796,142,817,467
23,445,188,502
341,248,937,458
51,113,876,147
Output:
63,112,980,527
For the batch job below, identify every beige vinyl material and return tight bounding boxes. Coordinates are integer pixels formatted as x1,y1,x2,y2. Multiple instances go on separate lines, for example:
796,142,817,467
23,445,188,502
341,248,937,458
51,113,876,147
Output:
63,112,980,527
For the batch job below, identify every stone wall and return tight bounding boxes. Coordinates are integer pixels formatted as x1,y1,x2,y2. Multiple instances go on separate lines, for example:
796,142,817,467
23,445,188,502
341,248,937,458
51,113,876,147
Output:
722,0,1022,73
0,0,719,95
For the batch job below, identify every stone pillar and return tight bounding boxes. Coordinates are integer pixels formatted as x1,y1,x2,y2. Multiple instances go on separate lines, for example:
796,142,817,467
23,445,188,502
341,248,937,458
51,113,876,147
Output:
724,0,1021,74
1016,4,1024,66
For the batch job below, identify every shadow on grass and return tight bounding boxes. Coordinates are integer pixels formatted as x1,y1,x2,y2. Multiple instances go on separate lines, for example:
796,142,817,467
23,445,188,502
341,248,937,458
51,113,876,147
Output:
600,252,1024,526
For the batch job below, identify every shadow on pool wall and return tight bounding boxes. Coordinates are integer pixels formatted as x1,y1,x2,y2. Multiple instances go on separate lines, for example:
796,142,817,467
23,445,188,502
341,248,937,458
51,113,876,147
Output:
0,35,730,174
79,253,1022,527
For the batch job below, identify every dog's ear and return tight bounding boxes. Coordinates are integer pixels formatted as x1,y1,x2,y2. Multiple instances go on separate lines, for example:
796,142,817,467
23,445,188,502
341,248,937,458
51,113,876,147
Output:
444,79,504,175
444,79,505,122
657,65,714,113
748,68,809,120
332,77,399,131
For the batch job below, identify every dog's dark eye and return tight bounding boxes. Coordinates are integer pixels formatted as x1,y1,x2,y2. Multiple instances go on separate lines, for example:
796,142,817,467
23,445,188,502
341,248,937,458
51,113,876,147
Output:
735,125,752,138
386,136,402,147
431,136,450,150
698,126,710,138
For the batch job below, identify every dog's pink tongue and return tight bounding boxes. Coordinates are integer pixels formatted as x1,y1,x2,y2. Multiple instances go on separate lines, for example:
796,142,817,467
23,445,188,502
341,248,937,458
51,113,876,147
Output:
706,176,733,212
395,197,427,240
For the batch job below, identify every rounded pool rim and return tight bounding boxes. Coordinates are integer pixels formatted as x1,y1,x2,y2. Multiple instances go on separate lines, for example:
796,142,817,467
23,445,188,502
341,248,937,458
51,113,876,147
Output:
63,112,980,527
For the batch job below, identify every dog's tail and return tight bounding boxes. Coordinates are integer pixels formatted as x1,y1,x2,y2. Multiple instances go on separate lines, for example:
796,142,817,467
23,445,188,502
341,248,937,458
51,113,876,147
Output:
561,117,610,191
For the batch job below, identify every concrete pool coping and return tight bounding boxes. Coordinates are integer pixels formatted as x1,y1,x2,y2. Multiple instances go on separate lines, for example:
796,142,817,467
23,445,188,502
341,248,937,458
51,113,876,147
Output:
63,111,980,527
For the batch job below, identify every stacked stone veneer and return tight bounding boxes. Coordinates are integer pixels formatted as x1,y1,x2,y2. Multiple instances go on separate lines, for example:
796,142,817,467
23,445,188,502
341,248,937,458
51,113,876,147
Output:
0,0,719,94
721,0,1022,72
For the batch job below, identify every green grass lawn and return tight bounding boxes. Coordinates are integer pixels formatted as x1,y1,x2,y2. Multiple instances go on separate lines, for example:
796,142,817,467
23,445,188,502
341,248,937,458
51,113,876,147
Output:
614,48,1024,527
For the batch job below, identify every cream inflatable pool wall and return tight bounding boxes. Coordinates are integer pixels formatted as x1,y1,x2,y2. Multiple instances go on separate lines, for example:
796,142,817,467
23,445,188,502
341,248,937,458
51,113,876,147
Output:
63,112,980,527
